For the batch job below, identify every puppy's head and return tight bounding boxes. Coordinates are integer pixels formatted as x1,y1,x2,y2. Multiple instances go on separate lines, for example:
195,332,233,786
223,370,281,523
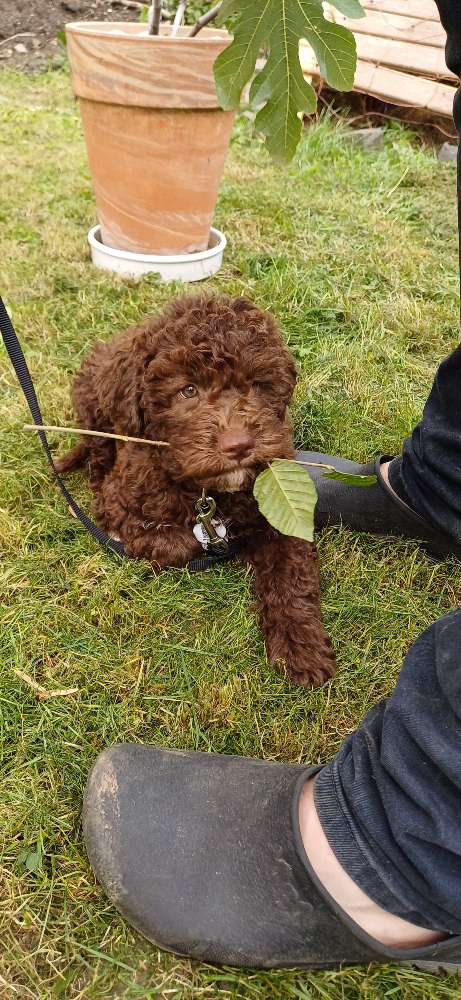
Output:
137,295,297,492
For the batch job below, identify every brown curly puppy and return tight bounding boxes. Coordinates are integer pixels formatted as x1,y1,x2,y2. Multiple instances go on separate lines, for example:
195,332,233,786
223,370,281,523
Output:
57,295,335,687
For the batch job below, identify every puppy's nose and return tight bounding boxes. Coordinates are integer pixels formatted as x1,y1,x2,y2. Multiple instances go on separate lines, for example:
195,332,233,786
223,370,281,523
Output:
220,431,255,461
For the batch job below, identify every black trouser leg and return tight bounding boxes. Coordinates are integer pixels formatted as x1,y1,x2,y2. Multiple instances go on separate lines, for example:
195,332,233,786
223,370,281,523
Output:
315,608,461,934
388,2,461,541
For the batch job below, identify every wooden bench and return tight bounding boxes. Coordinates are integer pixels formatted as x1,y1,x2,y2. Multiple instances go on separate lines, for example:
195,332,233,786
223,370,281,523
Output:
300,0,458,119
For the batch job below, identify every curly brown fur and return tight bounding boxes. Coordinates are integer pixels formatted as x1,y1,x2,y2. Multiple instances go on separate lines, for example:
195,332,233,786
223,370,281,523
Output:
57,294,335,687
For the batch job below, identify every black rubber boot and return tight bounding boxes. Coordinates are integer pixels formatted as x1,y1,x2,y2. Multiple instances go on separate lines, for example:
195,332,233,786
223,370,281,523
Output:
83,745,461,972
298,451,461,560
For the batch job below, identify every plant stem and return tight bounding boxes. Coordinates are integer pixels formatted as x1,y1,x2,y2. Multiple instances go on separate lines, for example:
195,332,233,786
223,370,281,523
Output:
148,0,163,35
189,0,222,37
171,0,187,36
295,459,337,472
23,424,170,447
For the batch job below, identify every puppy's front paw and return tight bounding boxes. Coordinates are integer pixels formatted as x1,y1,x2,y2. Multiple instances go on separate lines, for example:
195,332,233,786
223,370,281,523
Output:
267,632,336,688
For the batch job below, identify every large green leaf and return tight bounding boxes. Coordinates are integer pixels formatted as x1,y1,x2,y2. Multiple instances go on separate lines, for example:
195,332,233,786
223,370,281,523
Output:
253,459,317,541
215,0,360,161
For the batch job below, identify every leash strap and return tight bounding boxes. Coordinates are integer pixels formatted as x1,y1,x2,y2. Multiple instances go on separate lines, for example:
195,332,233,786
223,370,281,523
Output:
0,296,238,572
0,296,126,557
187,541,241,572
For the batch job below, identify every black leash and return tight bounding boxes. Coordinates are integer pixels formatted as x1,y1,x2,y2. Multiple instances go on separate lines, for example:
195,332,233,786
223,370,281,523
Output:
187,547,239,572
0,296,126,557
0,296,236,572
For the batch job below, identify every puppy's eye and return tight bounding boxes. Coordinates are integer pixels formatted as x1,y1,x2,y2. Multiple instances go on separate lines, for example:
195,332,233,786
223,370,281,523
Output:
180,384,198,399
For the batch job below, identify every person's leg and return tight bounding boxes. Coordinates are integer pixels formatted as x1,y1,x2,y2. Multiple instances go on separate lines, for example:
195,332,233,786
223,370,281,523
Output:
299,779,446,949
299,608,461,947
301,0,461,553
82,610,461,968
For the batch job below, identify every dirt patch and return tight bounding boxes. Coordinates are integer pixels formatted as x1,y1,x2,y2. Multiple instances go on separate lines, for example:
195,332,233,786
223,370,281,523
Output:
0,0,141,72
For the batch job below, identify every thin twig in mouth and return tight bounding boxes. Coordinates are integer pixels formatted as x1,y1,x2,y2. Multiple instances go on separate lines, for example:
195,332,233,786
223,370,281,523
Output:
23,424,170,447
23,428,337,469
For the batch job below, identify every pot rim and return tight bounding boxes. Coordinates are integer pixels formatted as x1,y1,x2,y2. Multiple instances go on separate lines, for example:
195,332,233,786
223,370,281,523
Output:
65,21,231,43
88,225,227,262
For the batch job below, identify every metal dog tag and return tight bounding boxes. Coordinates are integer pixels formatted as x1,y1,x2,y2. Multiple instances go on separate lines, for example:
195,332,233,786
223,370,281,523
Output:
194,494,229,553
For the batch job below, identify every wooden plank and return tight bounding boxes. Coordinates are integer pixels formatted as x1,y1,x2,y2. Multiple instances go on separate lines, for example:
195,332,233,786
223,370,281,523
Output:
354,33,455,81
362,0,440,21
299,43,455,117
300,44,318,75
334,10,446,47
353,60,455,116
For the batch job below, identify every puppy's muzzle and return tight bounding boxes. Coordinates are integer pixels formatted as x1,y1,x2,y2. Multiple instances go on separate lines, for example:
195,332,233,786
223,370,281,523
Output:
220,431,256,462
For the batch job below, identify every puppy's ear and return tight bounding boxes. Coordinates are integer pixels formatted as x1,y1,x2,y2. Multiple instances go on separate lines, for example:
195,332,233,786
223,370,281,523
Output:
280,353,297,409
97,338,145,436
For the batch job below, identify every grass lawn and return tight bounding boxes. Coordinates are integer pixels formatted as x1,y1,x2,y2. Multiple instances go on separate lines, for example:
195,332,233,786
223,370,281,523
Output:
1,68,461,999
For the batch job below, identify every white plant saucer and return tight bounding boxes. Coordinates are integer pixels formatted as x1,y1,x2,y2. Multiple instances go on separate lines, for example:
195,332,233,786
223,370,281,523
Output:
87,225,227,282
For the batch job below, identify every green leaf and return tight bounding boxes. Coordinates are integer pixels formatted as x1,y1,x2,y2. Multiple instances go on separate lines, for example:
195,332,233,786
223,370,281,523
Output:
215,0,358,161
302,17,357,92
16,839,44,872
215,0,273,111
329,0,365,18
16,848,30,866
250,23,317,161
25,847,43,872
253,458,317,541
322,470,377,486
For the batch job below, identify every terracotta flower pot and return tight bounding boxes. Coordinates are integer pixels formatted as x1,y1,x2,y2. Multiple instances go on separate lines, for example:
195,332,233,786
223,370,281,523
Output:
65,22,235,255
